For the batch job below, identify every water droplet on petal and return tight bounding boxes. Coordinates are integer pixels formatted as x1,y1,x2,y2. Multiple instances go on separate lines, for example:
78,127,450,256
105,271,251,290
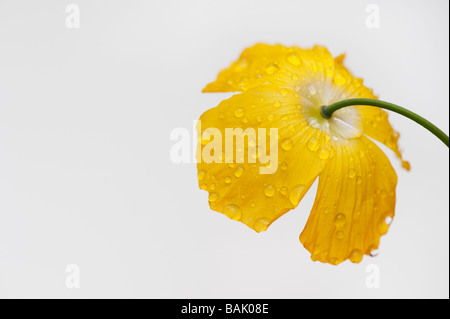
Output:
208,192,218,202
197,170,206,181
234,107,244,118
265,63,279,75
328,258,339,265
317,146,330,160
280,88,289,96
333,72,346,86
289,185,305,206
334,213,346,227
224,176,232,184
234,166,244,177
307,137,320,152
281,138,293,151
349,249,363,263
307,83,317,95
312,247,321,258
286,51,301,66
264,184,276,197
223,204,242,221
254,218,270,232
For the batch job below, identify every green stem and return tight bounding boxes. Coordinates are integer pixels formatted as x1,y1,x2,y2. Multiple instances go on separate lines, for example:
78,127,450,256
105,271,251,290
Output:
321,98,449,147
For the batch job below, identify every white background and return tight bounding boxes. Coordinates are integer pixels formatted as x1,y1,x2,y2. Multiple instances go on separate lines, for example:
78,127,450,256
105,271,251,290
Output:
0,0,448,298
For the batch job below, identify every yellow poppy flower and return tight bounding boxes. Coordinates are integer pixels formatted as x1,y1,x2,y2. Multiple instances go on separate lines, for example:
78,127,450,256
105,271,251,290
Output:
196,44,410,265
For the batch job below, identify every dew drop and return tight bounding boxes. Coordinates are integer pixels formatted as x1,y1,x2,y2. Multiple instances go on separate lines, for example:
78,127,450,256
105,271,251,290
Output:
197,170,206,181
223,204,242,221
264,184,276,197
280,186,288,196
289,185,305,206
234,107,244,118
333,73,346,86
335,230,345,239
307,83,317,95
265,63,279,75
328,258,339,265
254,218,270,232
281,138,293,151
286,51,301,66
334,213,346,227
234,166,244,177
224,176,232,184
280,88,289,96
349,249,363,263
356,176,363,185
307,137,320,152
208,192,218,203
317,146,330,160
273,101,282,108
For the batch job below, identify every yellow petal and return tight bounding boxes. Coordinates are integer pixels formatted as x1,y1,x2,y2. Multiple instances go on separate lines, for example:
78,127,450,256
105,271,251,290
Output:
197,84,329,232
332,60,410,170
203,44,336,93
300,136,397,265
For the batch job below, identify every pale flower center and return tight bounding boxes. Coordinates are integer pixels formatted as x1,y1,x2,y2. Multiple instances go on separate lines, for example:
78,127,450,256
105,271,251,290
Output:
297,81,363,140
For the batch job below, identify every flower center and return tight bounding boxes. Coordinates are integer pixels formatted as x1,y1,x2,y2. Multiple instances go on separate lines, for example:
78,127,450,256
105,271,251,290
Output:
297,81,363,140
